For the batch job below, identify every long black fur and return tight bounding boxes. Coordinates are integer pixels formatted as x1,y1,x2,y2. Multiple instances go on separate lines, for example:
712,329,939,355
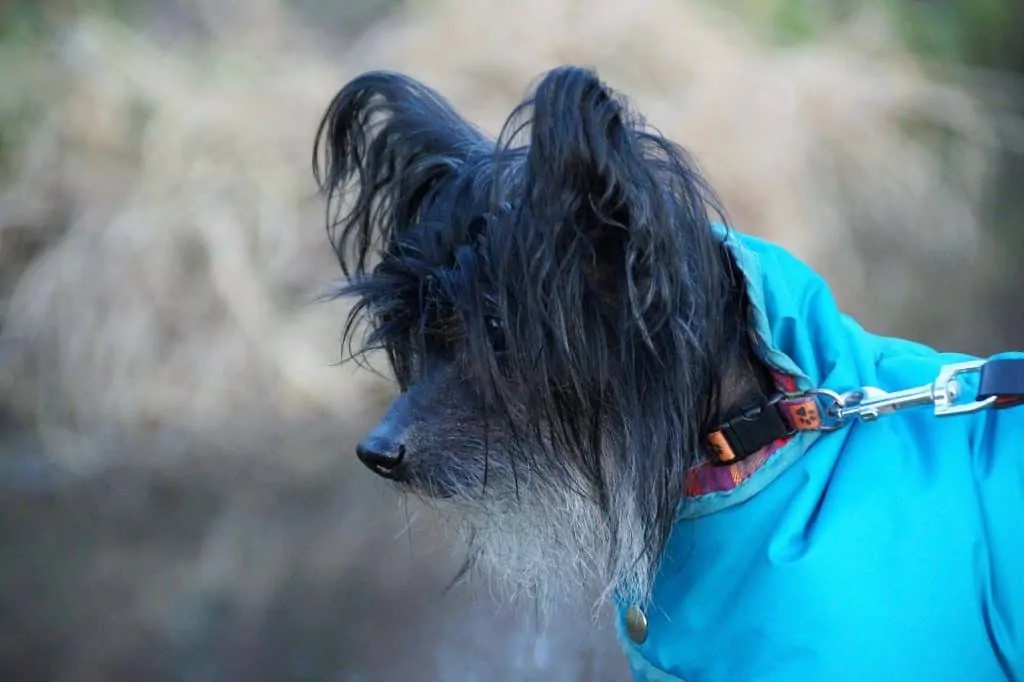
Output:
312,66,761,603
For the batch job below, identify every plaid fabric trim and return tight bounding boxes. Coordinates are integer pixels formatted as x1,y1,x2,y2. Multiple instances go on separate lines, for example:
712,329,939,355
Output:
684,373,799,498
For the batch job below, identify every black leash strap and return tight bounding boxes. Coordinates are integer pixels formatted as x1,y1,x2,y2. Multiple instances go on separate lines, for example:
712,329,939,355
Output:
978,358,1024,407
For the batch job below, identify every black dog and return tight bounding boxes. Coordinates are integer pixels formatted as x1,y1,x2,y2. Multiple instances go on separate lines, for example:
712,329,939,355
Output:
313,66,775,607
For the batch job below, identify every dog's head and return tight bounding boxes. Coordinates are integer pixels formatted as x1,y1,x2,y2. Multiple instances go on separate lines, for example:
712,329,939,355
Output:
313,66,756,606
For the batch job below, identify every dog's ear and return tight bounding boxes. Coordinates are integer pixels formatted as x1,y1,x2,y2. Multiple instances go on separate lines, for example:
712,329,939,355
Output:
513,66,724,332
313,71,490,277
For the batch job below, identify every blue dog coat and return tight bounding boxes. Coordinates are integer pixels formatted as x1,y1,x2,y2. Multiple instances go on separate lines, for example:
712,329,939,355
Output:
615,226,1024,681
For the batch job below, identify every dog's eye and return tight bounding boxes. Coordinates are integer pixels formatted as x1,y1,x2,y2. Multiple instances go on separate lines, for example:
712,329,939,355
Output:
484,315,507,353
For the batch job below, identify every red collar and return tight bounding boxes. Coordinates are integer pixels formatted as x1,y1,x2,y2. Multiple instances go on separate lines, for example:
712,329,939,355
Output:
685,373,814,497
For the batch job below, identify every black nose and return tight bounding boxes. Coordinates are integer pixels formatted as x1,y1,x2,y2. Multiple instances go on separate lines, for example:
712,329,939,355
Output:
356,435,406,478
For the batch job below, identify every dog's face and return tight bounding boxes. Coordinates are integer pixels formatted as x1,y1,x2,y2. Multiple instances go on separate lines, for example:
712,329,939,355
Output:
313,67,750,606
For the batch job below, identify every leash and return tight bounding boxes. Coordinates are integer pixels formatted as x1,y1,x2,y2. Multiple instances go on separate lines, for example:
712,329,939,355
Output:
708,357,1024,466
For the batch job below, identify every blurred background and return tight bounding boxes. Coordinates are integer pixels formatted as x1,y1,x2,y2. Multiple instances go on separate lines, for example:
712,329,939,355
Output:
0,0,1022,680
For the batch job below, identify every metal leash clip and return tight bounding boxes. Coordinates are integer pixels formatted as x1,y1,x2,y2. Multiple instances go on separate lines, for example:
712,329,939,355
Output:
807,360,998,429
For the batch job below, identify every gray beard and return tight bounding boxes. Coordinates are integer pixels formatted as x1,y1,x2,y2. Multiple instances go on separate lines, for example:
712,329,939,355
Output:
422,468,656,620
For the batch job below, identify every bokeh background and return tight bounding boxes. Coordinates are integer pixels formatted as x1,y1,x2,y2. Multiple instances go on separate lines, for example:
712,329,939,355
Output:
1,1,1022,680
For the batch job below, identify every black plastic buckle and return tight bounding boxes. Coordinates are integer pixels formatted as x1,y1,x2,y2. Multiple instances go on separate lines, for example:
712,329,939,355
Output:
712,394,796,466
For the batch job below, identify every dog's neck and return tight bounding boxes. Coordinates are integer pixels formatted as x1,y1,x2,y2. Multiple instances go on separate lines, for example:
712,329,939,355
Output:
715,265,778,422
717,348,776,420
712,247,778,421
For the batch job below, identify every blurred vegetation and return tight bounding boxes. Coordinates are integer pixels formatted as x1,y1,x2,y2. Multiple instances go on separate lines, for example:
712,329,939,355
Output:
3,0,1023,65
720,0,1024,67
3,0,1022,177
0,0,399,176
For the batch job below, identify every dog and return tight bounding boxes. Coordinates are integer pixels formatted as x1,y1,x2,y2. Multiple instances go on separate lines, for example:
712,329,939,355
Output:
312,66,1024,681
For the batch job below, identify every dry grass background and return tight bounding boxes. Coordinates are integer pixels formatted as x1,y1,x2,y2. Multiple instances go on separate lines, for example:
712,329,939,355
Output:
0,0,1019,680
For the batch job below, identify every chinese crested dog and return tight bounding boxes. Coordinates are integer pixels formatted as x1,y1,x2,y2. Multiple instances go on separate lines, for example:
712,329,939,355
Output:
313,66,776,609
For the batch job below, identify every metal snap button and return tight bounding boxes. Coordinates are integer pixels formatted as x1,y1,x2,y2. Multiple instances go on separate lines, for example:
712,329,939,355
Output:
625,604,648,644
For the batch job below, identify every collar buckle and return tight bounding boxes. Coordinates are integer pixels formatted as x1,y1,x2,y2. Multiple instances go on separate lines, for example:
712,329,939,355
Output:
708,394,795,466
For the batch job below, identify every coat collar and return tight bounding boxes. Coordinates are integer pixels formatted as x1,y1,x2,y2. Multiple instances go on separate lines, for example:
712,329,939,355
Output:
678,223,852,519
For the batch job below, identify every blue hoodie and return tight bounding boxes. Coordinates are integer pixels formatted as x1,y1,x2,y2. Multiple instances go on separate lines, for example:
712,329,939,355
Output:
616,226,1024,681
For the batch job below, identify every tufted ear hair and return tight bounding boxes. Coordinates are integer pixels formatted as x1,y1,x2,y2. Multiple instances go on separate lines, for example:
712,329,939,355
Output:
504,66,727,340
313,70,492,278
